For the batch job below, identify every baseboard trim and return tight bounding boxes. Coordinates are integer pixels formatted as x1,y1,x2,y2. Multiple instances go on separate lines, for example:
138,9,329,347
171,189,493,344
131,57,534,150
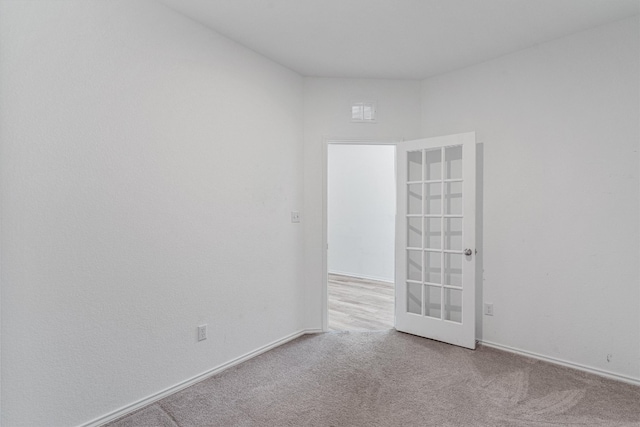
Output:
479,340,640,387
80,329,316,427
328,270,393,284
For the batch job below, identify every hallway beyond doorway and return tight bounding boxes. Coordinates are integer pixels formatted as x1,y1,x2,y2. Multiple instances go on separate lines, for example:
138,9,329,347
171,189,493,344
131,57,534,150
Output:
328,274,394,331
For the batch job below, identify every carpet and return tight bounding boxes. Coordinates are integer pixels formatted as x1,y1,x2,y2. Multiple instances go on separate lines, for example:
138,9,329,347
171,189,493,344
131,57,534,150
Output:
106,330,640,426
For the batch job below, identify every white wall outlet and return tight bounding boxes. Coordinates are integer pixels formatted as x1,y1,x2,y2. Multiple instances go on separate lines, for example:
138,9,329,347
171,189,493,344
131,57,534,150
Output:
197,324,207,341
484,303,494,316
291,211,300,223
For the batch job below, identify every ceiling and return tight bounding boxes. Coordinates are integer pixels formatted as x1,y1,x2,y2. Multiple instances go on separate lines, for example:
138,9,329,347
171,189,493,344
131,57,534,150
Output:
160,0,640,80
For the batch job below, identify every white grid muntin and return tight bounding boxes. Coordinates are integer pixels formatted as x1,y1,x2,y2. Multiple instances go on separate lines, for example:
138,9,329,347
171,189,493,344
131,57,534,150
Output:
405,145,464,322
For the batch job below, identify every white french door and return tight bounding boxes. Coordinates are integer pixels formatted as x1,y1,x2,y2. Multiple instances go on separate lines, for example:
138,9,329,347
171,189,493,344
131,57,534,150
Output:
395,133,476,349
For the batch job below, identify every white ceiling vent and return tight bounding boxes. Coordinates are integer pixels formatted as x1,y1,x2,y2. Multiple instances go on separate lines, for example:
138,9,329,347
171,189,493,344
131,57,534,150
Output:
351,101,376,123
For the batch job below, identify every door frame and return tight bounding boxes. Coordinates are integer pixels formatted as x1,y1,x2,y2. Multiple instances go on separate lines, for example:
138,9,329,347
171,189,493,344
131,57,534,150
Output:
321,137,403,332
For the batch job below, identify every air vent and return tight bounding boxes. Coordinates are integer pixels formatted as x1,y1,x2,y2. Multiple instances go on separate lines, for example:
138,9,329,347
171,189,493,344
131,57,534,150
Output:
351,101,376,123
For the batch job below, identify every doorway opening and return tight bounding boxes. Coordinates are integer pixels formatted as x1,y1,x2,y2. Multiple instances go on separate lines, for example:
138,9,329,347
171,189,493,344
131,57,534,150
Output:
326,142,396,331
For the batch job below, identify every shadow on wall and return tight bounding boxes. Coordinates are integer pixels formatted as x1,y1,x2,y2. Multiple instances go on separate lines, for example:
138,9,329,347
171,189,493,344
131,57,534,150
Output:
476,142,484,341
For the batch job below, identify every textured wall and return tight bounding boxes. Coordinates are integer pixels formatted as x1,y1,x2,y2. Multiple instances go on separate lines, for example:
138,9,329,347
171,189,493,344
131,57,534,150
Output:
421,17,640,381
0,1,305,425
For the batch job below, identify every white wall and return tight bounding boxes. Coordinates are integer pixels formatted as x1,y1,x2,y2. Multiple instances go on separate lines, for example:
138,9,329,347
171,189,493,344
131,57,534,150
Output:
328,144,396,282
421,17,640,381
303,78,422,328
0,1,305,426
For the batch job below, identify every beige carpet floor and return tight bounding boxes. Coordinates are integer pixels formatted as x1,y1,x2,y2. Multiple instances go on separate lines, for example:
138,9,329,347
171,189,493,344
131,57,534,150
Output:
107,331,640,426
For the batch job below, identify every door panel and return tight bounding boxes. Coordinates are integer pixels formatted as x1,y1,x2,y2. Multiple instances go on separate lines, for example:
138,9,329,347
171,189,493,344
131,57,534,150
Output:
395,133,476,349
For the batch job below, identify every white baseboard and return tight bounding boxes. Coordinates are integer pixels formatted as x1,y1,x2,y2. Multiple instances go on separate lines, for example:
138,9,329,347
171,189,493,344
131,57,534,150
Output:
479,340,640,387
80,332,638,427
328,270,393,284
80,329,316,427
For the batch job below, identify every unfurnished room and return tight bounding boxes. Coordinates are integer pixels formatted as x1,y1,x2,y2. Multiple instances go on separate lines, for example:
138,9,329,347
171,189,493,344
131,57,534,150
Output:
1,1,639,426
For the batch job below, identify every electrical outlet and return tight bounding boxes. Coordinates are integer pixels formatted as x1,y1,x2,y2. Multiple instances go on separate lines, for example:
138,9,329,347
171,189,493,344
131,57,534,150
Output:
197,324,207,341
291,211,300,223
484,303,494,316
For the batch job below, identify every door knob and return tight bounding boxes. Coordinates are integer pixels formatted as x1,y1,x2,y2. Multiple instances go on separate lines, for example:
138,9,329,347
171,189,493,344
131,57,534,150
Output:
464,248,473,256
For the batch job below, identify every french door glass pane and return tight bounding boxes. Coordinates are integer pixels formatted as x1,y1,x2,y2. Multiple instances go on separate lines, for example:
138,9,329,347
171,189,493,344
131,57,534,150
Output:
444,253,463,287
425,183,442,215
407,250,422,282
445,181,463,215
444,288,462,323
425,218,441,249
425,251,441,284
425,286,442,319
407,283,422,315
425,149,442,181
444,217,463,251
445,145,463,180
407,217,422,249
408,151,422,181
408,184,422,215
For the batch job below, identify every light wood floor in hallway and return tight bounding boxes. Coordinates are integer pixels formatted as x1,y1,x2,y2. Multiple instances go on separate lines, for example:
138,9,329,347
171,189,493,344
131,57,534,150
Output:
328,273,394,331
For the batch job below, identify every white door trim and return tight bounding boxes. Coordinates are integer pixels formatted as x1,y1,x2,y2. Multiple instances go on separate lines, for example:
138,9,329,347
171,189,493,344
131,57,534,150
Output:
321,137,403,332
